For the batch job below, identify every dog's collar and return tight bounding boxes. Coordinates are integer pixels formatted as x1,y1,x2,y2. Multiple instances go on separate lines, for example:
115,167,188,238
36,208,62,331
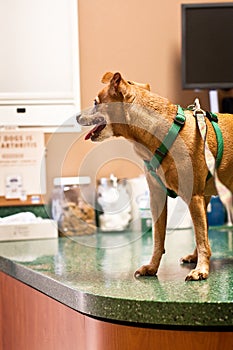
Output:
144,105,186,198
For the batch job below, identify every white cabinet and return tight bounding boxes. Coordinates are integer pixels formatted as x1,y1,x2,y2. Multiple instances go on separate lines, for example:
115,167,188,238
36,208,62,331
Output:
0,0,80,128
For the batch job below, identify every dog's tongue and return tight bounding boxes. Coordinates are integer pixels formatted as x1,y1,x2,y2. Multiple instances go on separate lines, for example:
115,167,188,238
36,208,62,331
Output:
85,124,101,140
84,125,99,140
84,123,106,140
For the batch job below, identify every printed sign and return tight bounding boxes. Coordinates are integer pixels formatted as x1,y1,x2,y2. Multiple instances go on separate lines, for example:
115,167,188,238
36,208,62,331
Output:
0,128,46,198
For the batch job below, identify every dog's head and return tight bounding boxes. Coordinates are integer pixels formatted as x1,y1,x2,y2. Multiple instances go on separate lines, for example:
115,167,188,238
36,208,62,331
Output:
76,72,150,142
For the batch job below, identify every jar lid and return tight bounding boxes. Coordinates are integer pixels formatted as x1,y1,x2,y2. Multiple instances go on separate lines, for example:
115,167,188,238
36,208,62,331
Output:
53,176,91,186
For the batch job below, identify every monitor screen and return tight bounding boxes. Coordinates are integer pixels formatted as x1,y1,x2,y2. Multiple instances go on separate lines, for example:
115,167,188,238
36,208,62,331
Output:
182,3,233,90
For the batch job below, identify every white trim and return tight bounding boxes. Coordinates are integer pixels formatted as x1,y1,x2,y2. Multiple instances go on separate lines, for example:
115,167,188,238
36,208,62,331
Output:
53,176,91,186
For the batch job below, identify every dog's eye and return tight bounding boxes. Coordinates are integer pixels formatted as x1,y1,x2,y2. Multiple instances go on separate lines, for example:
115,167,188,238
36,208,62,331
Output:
94,96,100,106
127,81,134,85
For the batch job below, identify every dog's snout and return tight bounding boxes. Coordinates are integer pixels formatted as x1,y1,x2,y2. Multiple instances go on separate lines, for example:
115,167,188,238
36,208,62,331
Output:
76,113,82,124
94,115,105,124
76,111,106,127
76,113,89,126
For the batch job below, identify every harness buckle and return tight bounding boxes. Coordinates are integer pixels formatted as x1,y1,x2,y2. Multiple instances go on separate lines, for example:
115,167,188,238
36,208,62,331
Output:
155,148,166,158
206,111,218,123
192,98,206,118
174,115,185,127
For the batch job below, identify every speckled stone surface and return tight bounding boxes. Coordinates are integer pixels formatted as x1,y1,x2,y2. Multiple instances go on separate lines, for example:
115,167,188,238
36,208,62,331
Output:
0,228,232,327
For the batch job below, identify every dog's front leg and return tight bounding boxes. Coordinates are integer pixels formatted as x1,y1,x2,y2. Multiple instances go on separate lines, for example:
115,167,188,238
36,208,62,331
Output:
185,195,211,281
135,173,167,277
181,196,211,265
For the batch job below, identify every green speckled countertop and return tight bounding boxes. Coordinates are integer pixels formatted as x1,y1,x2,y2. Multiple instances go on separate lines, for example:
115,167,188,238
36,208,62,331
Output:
0,228,232,327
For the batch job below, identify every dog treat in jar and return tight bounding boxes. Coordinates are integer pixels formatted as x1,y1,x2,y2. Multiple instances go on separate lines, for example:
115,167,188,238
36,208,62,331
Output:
51,177,96,236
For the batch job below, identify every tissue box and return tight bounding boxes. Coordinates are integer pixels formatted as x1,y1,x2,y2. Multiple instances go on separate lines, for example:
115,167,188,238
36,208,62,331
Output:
0,219,58,241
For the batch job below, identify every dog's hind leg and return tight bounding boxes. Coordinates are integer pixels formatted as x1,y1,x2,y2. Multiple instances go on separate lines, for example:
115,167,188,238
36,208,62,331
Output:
134,174,167,277
185,195,211,281
181,247,198,264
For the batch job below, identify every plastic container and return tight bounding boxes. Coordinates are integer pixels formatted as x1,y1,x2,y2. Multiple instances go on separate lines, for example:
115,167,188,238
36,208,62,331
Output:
96,175,131,232
140,208,152,233
138,188,152,233
207,196,226,226
127,176,150,231
167,197,193,229
51,176,96,236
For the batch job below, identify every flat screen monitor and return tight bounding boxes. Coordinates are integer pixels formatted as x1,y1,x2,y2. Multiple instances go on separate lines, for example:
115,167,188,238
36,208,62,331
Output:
182,3,233,90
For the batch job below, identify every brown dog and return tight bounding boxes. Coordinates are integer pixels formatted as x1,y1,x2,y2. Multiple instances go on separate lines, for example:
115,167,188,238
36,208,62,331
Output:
76,72,233,281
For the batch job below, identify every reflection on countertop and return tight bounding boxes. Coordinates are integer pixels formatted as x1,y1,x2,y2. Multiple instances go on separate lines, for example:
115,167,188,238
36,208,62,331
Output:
0,227,232,327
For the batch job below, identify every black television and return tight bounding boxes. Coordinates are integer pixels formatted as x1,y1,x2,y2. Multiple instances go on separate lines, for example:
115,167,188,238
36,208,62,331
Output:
182,3,233,90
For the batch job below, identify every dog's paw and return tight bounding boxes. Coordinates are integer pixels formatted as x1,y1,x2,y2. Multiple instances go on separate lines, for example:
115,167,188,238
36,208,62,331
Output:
134,264,157,278
180,254,197,264
185,268,209,281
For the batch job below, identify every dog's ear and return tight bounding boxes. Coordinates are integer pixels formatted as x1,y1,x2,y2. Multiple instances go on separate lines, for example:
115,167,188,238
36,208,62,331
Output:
110,72,130,97
143,83,151,91
101,72,114,84
110,72,122,92
102,72,127,97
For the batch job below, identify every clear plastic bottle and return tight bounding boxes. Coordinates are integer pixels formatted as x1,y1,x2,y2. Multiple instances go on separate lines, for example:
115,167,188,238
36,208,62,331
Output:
96,175,132,232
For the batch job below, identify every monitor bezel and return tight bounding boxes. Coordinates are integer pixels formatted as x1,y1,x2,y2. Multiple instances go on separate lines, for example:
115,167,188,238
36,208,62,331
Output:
182,2,233,90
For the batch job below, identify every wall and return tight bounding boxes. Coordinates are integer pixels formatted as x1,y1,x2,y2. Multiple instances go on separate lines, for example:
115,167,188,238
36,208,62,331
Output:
78,0,209,109
45,0,233,196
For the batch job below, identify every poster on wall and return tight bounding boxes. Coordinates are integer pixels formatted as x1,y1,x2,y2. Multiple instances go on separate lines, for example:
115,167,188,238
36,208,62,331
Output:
0,128,46,201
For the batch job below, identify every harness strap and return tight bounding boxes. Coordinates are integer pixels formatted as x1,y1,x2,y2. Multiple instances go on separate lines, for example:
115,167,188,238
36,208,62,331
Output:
206,111,223,181
144,105,185,198
193,102,232,222
144,104,224,198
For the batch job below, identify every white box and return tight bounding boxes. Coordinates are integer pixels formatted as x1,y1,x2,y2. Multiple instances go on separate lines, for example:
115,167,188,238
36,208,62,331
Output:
0,219,58,241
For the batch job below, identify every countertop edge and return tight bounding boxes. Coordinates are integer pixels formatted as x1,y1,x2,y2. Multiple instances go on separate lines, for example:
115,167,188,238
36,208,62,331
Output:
0,256,232,328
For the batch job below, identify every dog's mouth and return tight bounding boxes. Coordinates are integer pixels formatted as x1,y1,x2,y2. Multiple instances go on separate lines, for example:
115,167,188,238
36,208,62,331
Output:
84,121,107,140
76,112,107,141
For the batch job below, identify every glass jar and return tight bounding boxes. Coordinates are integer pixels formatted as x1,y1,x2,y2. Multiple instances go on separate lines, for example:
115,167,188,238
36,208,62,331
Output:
51,176,96,236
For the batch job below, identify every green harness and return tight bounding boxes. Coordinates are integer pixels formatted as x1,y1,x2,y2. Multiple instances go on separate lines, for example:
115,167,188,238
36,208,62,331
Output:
144,105,223,198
